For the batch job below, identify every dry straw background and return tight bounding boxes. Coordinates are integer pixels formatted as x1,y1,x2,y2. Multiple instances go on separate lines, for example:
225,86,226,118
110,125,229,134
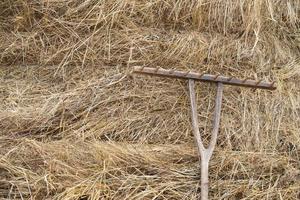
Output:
0,0,299,199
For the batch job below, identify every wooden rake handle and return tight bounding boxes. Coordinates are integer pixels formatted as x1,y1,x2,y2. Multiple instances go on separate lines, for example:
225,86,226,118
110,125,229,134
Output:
189,79,223,200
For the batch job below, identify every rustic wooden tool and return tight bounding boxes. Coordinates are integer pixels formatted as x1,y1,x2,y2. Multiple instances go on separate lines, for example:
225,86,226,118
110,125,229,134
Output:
133,66,276,200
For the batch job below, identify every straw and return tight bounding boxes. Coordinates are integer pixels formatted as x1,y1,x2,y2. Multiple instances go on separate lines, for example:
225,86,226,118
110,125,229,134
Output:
0,0,299,199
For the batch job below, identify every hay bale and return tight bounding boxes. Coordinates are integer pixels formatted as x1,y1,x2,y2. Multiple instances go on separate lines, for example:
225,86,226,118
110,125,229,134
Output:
0,0,299,199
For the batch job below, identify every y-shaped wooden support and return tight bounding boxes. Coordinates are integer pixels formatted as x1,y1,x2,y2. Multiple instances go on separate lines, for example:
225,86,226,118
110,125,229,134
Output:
188,80,223,200
132,66,275,199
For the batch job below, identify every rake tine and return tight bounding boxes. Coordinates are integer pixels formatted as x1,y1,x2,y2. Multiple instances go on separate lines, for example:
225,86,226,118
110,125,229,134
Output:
255,80,262,86
270,81,275,87
242,78,250,83
227,76,233,81
214,75,219,80
199,73,205,78
184,71,191,76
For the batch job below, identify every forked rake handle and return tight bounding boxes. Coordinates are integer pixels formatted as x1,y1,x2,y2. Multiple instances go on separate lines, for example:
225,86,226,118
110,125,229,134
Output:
189,79,223,200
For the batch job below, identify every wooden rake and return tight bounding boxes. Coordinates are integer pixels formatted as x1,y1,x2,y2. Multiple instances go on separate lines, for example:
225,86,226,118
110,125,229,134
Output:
133,66,276,200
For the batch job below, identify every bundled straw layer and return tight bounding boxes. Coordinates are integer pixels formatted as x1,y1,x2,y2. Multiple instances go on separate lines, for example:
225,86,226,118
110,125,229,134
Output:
0,0,299,199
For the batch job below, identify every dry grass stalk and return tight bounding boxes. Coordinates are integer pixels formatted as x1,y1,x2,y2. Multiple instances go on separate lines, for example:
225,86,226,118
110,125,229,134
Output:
0,0,299,199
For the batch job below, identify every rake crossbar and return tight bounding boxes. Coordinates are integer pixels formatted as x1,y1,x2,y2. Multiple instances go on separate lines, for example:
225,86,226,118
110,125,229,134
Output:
133,66,276,90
